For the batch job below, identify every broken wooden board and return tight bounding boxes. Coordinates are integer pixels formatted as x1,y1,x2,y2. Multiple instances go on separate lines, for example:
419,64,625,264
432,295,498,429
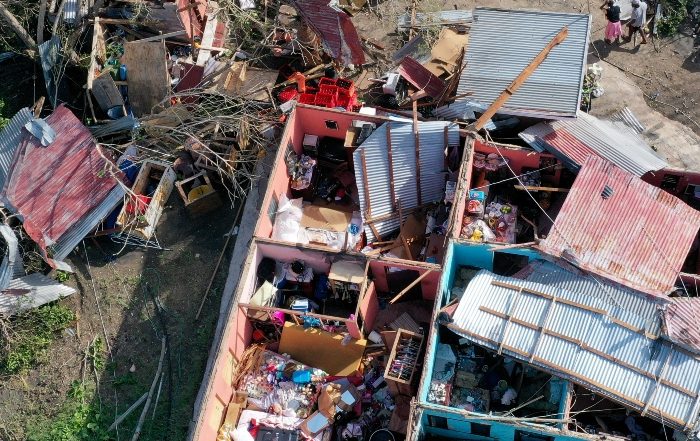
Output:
279,322,366,376
122,40,170,116
208,62,278,101
425,28,469,77
196,1,219,66
91,71,125,112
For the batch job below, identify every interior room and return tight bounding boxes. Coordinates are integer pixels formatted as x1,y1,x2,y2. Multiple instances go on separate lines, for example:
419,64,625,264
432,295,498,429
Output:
426,325,569,421
568,385,672,441
256,105,459,265
454,140,575,245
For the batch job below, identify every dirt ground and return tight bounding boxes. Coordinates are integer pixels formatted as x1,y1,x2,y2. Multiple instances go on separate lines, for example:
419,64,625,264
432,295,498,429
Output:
0,2,698,440
0,194,237,440
352,0,700,136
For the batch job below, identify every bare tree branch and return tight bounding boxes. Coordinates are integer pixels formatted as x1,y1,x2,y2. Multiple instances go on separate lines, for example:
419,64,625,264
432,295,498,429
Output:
0,0,37,49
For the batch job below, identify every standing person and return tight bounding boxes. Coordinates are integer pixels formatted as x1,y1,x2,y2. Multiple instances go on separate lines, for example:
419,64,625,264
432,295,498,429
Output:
627,0,648,44
601,0,622,44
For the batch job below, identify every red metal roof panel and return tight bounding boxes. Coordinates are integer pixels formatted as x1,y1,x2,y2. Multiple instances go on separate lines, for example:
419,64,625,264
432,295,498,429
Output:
397,56,446,98
537,155,700,296
663,298,700,353
289,0,365,66
3,105,122,264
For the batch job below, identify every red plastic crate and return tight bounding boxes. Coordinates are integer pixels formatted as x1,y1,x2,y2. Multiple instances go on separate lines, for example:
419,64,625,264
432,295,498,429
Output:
319,85,339,97
298,93,316,105
336,78,355,96
319,77,337,87
314,93,336,108
278,86,299,102
336,95,351,110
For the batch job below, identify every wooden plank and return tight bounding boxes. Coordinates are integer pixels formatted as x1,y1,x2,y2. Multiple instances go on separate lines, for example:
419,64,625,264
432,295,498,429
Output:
529,297,556,363
389,270,432,304
474,27,568,131
412,100,422,205
497,286,523,355
360,149,372,217
386,123,396,207
514,185,569,193
134,30,187,43
122,40,169,117
91,71,124,112
195,2,218,66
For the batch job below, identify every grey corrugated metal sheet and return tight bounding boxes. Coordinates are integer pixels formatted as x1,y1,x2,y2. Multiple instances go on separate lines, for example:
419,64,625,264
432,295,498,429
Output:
519,111,666,176
353,121,460,242
52,185,126,262
39,37,62,107
450,269,700,430
63,0,81,24
0,224,18,291
433,100,486,120
0,108,32,192
0,273,76,315
398,10,473,30
514,260,664,335
459,8,591,119
609,106,645,134
89,115,139,138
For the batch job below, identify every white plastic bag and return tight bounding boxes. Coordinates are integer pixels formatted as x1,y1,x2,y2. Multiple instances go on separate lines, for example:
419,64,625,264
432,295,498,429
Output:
271,195,304,242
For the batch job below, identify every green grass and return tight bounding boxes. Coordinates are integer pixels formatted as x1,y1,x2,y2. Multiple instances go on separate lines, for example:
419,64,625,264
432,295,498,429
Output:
0,304,75,375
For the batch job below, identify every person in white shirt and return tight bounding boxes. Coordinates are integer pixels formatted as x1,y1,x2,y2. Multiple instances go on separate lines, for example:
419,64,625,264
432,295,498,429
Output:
627,0,648,44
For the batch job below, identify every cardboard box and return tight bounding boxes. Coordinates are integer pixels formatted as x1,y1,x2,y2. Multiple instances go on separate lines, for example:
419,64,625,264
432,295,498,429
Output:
301,383,359,437
223,391,248,426
389,395,412,434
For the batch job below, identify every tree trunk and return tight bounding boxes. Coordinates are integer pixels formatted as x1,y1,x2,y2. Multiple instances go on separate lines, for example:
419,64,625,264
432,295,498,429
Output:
0,1,37,49
37,0,48,45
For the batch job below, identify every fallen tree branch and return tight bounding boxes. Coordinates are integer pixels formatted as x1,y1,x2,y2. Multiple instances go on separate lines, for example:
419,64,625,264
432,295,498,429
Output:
131,337,166,441
0,1,37,49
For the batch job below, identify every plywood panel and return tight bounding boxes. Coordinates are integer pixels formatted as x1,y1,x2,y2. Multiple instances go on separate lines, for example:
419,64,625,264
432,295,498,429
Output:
91,71,124,112
122,41,169,116
278,322,366,376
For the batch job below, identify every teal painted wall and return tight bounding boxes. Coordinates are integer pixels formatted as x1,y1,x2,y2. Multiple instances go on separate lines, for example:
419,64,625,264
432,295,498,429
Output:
419,408,585,441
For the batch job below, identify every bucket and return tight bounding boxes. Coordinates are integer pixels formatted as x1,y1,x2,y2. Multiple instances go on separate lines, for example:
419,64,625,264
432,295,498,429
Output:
107,106,126,120
368,429,395,441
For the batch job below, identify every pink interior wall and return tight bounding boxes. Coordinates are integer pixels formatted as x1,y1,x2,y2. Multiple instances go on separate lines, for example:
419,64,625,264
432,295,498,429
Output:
256,241,333,273
642,168,700,196
359,281,379,332
452,140,561,238
295,105,385,145
368,260,440,300
256,111,297,239
451,137,476,240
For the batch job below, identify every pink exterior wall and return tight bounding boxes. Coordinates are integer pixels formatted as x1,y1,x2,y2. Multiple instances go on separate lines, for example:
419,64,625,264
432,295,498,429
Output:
368,260,440,300
359,281,379,332
451,137,476,240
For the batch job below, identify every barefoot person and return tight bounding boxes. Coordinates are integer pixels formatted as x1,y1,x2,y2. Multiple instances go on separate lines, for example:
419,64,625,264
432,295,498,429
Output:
627,0,648,44
601,0,622,43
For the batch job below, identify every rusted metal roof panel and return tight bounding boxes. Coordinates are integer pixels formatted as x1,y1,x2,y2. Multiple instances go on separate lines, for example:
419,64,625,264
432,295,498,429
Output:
398,57,446,99
663,298,700,353
538,155,700,296
289,0,365,66
2,105,123,268
519,111,666,177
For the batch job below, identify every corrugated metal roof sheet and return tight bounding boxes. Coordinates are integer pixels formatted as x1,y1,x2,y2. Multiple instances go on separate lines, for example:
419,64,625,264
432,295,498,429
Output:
0,108,33,192
0,273,76,315
538,155,700,296
0,224,18,291
514,260,665,335
662,298,700,353
450,269,700,430
353,121,460,241
289,0,365,66
38,37,63,108
397,9,473,30
519,111,667,176
89,115,139,138
609,106,645,134
398,57,446,98
2,105,124,269
458,8,591,119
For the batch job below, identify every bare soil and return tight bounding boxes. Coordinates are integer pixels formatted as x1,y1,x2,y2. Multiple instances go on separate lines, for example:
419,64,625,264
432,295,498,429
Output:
352,0,700,136
0,195,236,440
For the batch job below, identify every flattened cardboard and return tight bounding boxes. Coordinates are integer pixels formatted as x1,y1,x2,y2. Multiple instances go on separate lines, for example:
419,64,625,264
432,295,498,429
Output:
328,261,365,284
301,206,352,232
279,322,366,376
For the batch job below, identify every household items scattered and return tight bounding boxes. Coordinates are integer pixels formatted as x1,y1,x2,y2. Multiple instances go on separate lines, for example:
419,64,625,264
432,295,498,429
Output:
462,202,518,243
473,152,509,171
288,154,317,191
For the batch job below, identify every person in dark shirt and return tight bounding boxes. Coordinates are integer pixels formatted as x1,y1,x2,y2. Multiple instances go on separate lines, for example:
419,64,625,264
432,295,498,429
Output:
601,0,623,44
